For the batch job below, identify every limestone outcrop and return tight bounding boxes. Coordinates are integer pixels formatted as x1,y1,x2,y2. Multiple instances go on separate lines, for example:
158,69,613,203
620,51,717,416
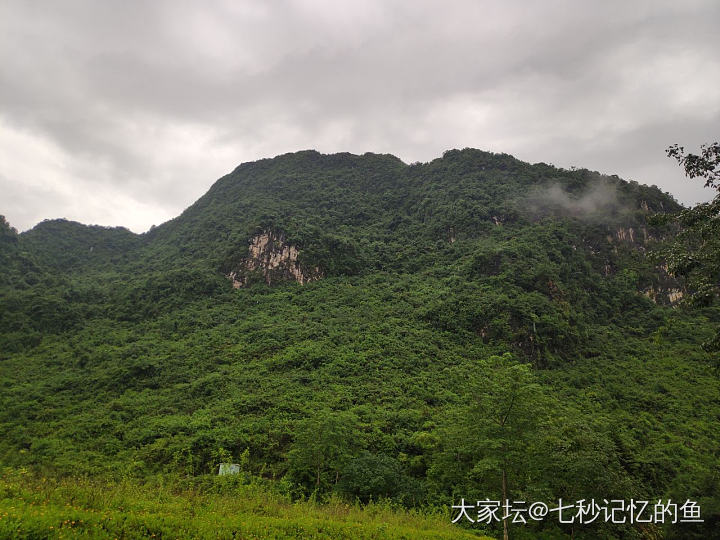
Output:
227,230,322,287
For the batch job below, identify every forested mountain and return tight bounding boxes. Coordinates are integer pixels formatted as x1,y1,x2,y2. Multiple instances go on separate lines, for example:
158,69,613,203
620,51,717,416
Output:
1,149,718,539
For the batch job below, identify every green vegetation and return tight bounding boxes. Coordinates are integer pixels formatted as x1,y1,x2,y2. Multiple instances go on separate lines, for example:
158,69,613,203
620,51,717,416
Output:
662,142,720,354
1,148,718,538
0,469,487,539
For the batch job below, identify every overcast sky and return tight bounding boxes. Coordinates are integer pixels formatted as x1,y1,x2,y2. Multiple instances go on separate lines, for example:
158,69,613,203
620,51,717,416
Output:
1,1,718,233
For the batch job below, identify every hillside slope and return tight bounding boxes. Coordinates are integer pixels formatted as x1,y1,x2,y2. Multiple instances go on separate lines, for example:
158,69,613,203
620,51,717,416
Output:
1,149,718,539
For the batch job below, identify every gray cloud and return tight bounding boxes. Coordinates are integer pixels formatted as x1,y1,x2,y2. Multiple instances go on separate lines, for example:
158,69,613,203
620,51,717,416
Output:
1,0,718,232
523,181,626,222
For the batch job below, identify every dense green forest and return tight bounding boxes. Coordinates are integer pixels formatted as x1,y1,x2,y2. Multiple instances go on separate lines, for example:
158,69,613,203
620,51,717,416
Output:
1,148,719,539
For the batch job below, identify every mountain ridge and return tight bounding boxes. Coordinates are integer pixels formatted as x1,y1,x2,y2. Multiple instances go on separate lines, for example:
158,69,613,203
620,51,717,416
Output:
2,147,717,538
14,147,681,234
10,148,682,279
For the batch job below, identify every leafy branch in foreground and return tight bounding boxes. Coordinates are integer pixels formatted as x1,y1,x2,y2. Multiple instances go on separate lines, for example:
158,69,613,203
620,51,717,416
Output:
663,142,720,353
667,142,720,189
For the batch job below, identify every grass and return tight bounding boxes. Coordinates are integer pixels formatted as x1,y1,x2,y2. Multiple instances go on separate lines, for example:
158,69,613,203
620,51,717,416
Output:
0,469,492,539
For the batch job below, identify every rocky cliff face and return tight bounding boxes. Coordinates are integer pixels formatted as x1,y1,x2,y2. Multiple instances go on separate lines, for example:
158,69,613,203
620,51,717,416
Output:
641,263,685,306
227,230,322,287
610,225,653,245
608,227,685,305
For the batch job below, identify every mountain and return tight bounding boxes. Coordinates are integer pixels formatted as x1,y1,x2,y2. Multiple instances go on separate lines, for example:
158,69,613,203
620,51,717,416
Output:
1,149,718,539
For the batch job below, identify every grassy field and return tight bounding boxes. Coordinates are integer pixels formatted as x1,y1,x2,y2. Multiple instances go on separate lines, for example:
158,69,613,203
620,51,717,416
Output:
0,469,491,539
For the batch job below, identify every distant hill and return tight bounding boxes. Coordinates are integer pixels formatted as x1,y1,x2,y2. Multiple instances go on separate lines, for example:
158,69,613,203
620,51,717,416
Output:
1,149,717,539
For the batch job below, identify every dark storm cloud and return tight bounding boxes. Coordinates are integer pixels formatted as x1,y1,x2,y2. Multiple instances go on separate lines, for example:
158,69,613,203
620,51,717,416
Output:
1,0,718,232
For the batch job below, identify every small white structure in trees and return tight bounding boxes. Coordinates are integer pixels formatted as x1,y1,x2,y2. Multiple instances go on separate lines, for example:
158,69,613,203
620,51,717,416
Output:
218,463,241,475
